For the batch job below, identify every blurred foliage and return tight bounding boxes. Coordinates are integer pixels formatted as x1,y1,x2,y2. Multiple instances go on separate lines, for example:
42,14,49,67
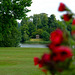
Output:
41,31,50,41
0,0,32,19
0,0,32,46
0,19,21,47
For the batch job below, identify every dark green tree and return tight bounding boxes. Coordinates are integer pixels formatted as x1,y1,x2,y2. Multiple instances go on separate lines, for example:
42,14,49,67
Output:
37,18,42,29
33,13,48,31
64,20,72,33
48,14,60,33
33,14,42,30
21,24,29,42
28,22,36,37
0,0,32,19
41,31,50,41
21,17,29,26
0,19,21,47
39,13,48,30
0,0,32,46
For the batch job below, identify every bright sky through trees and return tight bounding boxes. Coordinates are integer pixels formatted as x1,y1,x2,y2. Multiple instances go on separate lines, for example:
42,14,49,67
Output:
27,0,75,20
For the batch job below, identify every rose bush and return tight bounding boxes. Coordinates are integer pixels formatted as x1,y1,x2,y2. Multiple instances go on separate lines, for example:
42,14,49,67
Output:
34,2,74,75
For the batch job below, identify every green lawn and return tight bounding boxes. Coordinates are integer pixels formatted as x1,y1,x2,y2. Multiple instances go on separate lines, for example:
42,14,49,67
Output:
0,47,50,75
0,47,75,75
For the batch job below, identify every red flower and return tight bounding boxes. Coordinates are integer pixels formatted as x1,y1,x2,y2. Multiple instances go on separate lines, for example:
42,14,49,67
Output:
39,53,51,67
50,29,63,45
58,3,66,11
63,14,71,21
34,57,43,68
34,54,51,68
72,19,75,25
52,46,73,62
48,43,57,50
41,53,50,63
34,57,40,65
39,63,43,68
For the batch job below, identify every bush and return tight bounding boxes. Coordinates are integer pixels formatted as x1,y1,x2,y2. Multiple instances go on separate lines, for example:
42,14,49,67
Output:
41,31,50,41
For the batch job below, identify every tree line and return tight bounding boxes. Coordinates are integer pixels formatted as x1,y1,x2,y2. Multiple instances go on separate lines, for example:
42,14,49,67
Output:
20,13,67,43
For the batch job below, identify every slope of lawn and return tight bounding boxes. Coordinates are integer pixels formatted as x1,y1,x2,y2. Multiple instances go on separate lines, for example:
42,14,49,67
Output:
0,47,75,75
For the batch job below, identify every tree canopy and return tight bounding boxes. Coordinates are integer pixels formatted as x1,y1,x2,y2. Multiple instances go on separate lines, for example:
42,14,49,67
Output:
0,0,32,19
0,0,32,46
20,13,64,42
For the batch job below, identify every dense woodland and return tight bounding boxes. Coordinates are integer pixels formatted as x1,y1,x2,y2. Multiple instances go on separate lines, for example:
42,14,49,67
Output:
20,13,72,43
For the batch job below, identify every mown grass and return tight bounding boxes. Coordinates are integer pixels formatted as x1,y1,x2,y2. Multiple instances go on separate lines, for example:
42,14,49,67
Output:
0,47,75,75
0,47,50,75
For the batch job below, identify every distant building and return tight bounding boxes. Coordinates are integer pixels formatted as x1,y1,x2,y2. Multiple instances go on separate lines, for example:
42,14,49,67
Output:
36,35,40,39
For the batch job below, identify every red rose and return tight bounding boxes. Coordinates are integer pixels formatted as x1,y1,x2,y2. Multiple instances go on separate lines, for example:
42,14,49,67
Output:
50,29,63,45
63,14,71,21
72,19,75,25
39,53,51,67
52,46,73,62
34,54,51,68
58,3,66,11
34,57,40,65
38,63,43,68
34,57,43,68
41,53,50,63
48,43,57,50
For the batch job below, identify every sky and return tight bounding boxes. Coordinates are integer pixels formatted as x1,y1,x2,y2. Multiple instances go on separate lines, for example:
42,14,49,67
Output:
17,0,75,22
26,0,75,20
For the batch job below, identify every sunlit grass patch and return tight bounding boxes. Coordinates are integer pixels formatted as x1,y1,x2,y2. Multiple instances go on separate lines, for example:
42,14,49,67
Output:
30,39,43,41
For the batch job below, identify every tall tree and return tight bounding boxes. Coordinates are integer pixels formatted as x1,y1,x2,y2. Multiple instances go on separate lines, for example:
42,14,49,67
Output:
33,14,40,30
33,13,48,30
0,19,21,47
48,14,59,33
39,13,48,26
28,22,36,37
39,13,48,31
21,23,29,42
21,17,30,42
21,17,29,26
0,0,32,19
0,0,32,46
